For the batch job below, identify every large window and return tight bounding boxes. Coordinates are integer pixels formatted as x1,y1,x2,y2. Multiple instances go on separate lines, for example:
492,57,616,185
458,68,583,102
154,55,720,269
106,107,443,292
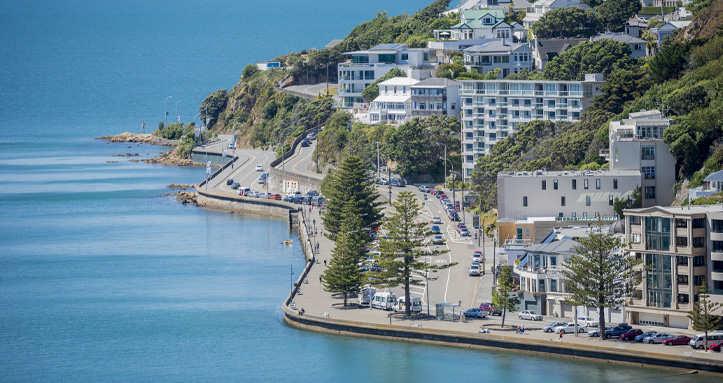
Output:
645,186,656,199
712,240,723,252
586,195,591,206
595,179,601,189
645,217,671,251
378,54,395,64
523,196,528,207
561,196,566,206
642,166,655,180
609,195,614,206
641,146,655,160
676,236,688,247
693,237,705,248
572,179,576,190
553,179,558,190
712,220,723,233
630,215,641,225
645,253,672,308
675,219,687,228
692,218,705,229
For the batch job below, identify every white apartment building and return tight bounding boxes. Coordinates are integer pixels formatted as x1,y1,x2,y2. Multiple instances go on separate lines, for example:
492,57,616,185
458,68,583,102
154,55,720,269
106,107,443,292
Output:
497,169,641,220
337,43,436,109
410,78,461,118
368,77,419,125
624,205,723,329
522,0,593,29
463,41,533,77
606,109,676,207
460,74,604,179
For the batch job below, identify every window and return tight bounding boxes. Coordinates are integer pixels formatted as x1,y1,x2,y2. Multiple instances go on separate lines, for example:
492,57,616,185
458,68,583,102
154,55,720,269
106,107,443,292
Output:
572,179,576,190
582,212,588,218
401,53,408,60
542,180,546,190
645,253,672,308
553,179,558,190
572,212,577,218
559,212,564,218
609,195,614,206
645,217,671,251
693,255,705,266
631,233,641,243
678,256,688,265
713,260,723,272
642,166,655,180
641,146,655,160
713,240,723,252
584,179,589,189
676,236,688,247
678,275,689,285
678,294,689,304
585,195,591,206
692,237,705,248
712,220,723,233
692,218,705,229
693,275,704,286
644,186,656,199
595,179,600,189
630,215,641,225
550,279,557,292
561,196,566,206
613,179,618,189
423,52,429,61
523,196,528,207
675,219,687,228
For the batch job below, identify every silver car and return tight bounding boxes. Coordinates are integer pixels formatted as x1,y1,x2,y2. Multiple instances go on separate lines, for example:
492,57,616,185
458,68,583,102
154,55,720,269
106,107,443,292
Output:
543,322,568,333
518,310,542,321
643,333,673,344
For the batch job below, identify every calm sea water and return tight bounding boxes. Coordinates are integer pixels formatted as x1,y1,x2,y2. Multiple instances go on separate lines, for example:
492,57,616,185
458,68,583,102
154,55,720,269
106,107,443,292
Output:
0,1,718,382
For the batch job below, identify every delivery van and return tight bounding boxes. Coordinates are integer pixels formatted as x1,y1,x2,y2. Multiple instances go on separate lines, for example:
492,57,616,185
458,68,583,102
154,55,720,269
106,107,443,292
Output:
689,332,723,349
371,291,397,311
357,285,376,305
394,296,422,313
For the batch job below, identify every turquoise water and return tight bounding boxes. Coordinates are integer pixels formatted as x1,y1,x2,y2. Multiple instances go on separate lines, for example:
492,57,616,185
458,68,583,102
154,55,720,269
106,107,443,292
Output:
0,1,718,382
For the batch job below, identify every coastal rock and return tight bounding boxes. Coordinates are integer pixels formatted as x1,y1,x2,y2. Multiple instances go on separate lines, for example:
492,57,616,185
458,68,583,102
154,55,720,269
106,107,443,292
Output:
167,183,195,190
96,132,178,146
142,155,196,167
176,191,198,205
112,153,140,157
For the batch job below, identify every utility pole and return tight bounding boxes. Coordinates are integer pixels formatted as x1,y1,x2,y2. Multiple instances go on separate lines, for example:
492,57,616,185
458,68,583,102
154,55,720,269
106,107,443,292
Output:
388,165,392,203
376,142,381,179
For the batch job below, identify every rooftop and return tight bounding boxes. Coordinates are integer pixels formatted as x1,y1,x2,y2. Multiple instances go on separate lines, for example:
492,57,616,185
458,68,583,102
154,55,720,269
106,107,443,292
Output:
590,33,646,44
704,170,723,183
532,38,587,57
625,205,723,216
497,169,640,178
378,77,419,86
465,40,528,54
411,78,460,88
523,238,579,255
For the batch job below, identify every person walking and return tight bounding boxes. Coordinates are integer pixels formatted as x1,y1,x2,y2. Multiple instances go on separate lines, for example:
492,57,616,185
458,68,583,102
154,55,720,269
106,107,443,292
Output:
323,258,327,267
559,331,563,341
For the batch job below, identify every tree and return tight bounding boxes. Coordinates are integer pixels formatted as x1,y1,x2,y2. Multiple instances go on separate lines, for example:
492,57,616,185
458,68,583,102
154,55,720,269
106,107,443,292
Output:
543,40,635,81
596,0,641,32
322,203,367,306
361,68,406,102
199,89,228,129
241,64,257,79
532,7,603,38
373,192,452,316
321,155,383,242
613,186,641,219
591,67,651,115
688,281,723,351
492,265,519,328
561,228,642,340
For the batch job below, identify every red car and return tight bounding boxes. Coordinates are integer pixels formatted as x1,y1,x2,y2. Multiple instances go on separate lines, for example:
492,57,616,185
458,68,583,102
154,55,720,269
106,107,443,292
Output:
479,302,501,316
430,189,440,196
620,329,643,341
710,340,723,352
662,335,692,346
270,193,281,200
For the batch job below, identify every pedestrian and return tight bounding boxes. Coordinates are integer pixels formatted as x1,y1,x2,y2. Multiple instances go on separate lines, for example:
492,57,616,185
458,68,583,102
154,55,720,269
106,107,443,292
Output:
323,258,327,266
559,331,563,341
319,275,322,283
313,219,316,227
316,242,320,253
314,228,317,235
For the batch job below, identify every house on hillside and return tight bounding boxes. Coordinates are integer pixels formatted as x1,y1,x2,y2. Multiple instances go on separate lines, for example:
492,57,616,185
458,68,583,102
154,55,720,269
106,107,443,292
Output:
368,77,419,125
410,78,461,118
590,33,648,58
530,38,587,70
433,9,526,42
522,0,593,29
463,40,533,77
689,170,723,200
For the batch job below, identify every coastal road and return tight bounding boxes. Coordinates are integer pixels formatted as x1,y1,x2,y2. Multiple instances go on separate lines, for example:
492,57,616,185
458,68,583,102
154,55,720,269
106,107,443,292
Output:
278,139,323,180
203,148,276,195
283,83,339,100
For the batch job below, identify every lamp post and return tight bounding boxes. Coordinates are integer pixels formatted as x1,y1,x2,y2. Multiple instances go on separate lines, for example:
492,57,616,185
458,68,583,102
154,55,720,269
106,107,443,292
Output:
376,142,381,179
175,99,183,123
164,96,172,126
445,159,455,210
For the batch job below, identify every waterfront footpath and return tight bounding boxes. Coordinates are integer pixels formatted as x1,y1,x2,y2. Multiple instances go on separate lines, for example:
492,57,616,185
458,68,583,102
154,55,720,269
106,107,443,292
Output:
190,145,723,375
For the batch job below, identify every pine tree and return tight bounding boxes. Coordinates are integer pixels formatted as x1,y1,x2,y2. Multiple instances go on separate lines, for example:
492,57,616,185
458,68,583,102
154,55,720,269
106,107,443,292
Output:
492,265,520,328
320,155,383,242
373,191,453,316
561,228,642,340
321,203,367,306
687,281,723,351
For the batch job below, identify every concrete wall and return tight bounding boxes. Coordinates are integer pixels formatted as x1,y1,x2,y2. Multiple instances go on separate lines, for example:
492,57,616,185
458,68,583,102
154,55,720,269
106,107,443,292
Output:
197,189,298,218
268,168,323,194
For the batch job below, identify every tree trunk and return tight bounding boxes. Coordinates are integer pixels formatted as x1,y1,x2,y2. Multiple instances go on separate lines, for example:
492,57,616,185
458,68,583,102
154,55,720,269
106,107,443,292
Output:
405,263,411,317
501,309,507,328
343,292,348,307
598,304,605,340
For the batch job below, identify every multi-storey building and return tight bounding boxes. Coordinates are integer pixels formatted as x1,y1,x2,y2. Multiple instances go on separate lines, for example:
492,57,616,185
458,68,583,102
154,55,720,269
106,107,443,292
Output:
337,44,436,109
606,109,676,207
460,74,604,179
496,169,641,220
463,41,533,77
624,205,723,329
410,78,461,118
368,77,419,125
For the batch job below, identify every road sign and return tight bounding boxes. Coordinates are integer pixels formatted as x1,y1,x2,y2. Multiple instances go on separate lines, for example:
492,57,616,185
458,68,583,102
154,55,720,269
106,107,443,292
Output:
473,215,479,229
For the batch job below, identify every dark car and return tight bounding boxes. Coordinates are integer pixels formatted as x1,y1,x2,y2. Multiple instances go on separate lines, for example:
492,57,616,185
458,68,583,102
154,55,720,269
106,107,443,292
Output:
604,323,632,339
231,183,240,189
390,178,405,187
226,178,234,185
307,190,319,196
463,308,487,318
283,195,295,202
450,213,460,222
301,138,310,147
430,225,441,234
620,329,643,341
301,196,312,205
663,335,692,346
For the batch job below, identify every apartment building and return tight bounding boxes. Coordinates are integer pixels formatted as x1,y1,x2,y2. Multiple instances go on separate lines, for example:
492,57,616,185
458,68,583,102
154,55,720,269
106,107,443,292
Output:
460,74,604,179
497,169,641,220
337,43,436,109
410,78,461,118
624,205,723,329
463,40,533,77
368,77,419,125
606,109,676,206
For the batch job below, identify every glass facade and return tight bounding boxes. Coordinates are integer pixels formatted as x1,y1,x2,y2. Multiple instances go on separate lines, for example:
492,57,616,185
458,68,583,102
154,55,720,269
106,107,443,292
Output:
645,253,672,308
645,216,670,251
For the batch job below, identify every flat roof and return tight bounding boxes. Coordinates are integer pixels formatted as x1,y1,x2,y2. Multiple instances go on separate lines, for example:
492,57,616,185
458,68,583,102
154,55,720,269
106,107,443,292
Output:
625,205,723,215
498,169,640,178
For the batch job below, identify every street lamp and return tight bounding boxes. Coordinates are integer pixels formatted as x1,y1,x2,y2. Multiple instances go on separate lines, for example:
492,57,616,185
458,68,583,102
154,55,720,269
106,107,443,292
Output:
376,142,381,179
444,158,455,209
175,99,183,123
164,96,172,126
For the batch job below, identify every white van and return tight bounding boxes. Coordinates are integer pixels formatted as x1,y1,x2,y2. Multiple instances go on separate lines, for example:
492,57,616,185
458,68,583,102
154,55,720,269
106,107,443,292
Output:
394,296,422,313
238,187,251,196
371,291,397,311
358,285,376,305
689,332,723,349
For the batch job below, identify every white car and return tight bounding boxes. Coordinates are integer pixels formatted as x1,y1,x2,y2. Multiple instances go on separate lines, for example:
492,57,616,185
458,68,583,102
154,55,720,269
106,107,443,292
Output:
469,264,481,276
577,316,599,327
246,191,259,198
643,333,673,344
432,217,442,224
554,322,587,334
432,234,445,244
255,164,263,172
518,310,542,321
258,192,271,199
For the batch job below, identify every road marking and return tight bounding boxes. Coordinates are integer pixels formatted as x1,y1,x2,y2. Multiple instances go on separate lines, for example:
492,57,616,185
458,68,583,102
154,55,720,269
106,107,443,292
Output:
470,279,480,308
291,142,315,175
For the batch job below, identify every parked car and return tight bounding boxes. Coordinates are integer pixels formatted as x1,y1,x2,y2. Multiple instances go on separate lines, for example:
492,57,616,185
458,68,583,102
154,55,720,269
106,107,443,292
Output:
375,177,389,185
418,185,430,193
576,316,599,328
463,307,487,318
620,329,644,341
543,322,568,333
604,323,632,339
709,340,723,352
246,191,259,198
459,228,469,237
432,234,445,244
643,333,673,344
270,193,281,200
231,182,240,189
518,310,542,321
430,189,440,196
689,332,723,349
307,190,319,196
258,192,271,199
255,164,263,172
390,178,405,187
635,331,658,342
432,217,442,224
283,195,295,202
663,335,692,346
554,322,586,334
226,178,234,185
468,264,481,276
588,327,613,337
449,213,460,222
456,223,467,232
479,302,501,316
472,252,482,263
430,225,441,234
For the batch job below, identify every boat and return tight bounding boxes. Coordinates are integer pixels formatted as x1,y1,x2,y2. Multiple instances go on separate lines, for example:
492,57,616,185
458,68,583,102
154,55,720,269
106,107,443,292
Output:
284,240,293,245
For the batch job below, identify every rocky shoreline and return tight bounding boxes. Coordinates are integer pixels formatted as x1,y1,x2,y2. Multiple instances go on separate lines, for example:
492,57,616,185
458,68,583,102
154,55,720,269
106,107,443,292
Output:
99,132,204,167
96,132,178,146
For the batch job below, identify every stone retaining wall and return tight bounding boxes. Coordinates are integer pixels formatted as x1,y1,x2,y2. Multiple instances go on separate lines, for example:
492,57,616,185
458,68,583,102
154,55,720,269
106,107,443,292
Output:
197,189,298,218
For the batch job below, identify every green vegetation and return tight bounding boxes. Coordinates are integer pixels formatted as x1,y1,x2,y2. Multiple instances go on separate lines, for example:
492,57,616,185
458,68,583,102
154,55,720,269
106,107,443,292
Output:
361,68,406,101
322,203,368,307
639,6,676,15
687,282,723,351
374,191,452,316
596,0,641,32
532,8,603,38
686,0,715,16
491,265,519,328
684,191,723,206
613,186,642,218
543,40,637,81
561,228,642,339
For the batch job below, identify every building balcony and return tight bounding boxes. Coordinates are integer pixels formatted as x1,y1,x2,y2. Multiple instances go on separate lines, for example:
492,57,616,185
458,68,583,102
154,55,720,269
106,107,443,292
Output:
412,110,444,117
712,272,723,281
712,251,723,261
677,284,690,294
338,89,361,96
413,94,447,102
